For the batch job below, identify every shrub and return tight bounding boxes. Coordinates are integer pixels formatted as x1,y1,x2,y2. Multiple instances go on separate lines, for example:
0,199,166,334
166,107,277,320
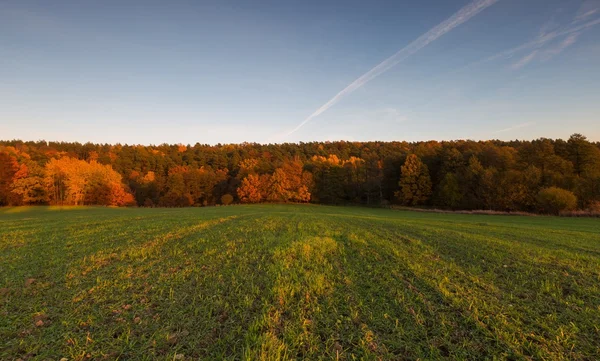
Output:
536,187,577,215
221,194,234,205
559,210,600,218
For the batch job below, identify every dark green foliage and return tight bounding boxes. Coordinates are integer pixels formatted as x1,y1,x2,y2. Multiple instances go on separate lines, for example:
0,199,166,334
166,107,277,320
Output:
436,172,461,209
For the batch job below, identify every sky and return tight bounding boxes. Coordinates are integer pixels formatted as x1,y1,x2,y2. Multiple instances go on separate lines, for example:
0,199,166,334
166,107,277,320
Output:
1,0,599,145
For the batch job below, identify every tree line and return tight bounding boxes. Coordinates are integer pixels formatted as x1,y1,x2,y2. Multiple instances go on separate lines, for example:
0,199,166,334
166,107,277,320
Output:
1,134,599,214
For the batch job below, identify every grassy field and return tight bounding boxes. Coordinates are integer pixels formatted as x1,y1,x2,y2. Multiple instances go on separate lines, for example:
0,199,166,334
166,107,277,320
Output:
1,205,599,360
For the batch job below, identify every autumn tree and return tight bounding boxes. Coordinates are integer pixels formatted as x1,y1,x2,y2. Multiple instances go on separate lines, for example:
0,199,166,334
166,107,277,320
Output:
396,154,432,206
267,168,292,202
267,160,312,202
237,174,266,203
237,158,259,179
11,162,48,205
1,136,599,212
536,187,577,215
45,157,86,205
44,157,134,206
0,151,20,205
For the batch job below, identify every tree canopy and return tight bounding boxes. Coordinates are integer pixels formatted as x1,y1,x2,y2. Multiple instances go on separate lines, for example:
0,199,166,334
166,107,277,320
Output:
1,135,599,213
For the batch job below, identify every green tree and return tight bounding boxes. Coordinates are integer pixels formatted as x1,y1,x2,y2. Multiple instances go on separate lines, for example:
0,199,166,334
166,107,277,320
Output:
159,172,192,207
567,134,600,207
436,172,461,209
462,156,484,209
568,134,600,177
364,156,383,205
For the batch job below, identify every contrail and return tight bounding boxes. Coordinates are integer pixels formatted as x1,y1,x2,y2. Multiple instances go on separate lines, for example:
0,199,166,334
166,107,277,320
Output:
279,0,500,140
456,16,600,72
493,121,536,134
486,17,600,63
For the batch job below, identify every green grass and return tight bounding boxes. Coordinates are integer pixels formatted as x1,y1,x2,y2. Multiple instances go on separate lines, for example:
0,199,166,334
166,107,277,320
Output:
1,205,599,360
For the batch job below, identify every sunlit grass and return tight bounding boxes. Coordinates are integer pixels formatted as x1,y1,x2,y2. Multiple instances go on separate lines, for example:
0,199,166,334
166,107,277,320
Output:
1,205,599,360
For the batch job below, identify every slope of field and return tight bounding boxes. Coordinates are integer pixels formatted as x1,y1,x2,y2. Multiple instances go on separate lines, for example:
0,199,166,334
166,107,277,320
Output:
1,205,599,360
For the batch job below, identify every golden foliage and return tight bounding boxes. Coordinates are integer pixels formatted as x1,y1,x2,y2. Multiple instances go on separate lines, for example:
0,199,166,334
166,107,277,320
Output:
44,157,134,206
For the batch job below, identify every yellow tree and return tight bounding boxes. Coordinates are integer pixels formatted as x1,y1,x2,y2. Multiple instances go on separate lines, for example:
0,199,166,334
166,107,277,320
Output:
44,157,134,206
267,168,292,202
396,154,432,206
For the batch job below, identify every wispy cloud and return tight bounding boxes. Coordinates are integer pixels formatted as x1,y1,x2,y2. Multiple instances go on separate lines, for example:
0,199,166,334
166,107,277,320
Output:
375,108,408,124
493,121,536,134
574,0,600,22
576,8,599,21
508,24,581,70
467,6,600,72
511,50,538,70
541,32,580,60
275,0,500,141
502,20,596,62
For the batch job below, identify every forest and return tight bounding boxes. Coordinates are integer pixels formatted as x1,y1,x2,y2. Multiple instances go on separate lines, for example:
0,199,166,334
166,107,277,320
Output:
1,134,599,214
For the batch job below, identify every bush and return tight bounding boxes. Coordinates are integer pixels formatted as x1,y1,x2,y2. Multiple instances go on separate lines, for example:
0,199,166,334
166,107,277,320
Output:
536,187,577,215
221,194,234,205
559,210,600,218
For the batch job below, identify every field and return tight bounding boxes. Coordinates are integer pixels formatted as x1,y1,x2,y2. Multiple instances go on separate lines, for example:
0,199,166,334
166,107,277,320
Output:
1,205,599,360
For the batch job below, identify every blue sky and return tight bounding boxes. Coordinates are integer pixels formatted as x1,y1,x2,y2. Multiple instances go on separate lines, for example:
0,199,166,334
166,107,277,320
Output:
1,0,599,145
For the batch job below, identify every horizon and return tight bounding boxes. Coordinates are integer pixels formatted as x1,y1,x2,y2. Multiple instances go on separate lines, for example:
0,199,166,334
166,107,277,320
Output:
1,0,600,144
2,132,600,148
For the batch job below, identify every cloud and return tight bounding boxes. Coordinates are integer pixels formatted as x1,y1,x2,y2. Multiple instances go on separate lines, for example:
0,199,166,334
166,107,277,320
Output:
493,121,536,134
574,0,600,22
576,8,599,21
507,25,582,70
540,32,580,60
276,0,500,140
499,20,596,61
511,50,538,70
375,108,408,124
465,9,600,72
